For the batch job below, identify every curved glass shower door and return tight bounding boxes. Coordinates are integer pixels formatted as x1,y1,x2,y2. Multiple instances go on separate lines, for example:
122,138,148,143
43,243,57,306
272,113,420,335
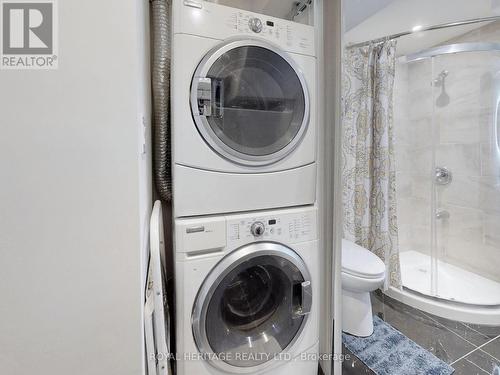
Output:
395,46,500,306
432,50,500,305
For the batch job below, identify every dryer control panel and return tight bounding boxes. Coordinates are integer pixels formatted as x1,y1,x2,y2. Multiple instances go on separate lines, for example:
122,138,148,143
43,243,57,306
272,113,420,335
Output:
227,207,317,248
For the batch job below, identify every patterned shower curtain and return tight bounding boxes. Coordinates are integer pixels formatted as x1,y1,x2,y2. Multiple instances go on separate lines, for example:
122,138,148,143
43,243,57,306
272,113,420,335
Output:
342,40,402,289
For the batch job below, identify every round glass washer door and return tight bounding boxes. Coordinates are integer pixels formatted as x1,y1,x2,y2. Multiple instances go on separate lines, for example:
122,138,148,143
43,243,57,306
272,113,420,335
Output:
190,39,310,167
191,242,312,373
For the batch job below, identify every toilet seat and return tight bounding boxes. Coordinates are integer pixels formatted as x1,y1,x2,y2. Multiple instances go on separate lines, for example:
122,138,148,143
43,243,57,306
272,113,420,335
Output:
342,239,385,279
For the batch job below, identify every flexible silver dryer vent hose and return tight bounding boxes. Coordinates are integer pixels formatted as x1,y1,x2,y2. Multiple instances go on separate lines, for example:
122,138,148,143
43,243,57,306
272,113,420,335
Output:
151,0,172,201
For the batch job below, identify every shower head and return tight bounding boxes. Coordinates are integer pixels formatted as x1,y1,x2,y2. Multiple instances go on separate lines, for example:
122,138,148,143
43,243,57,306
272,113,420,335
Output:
433,70,449,86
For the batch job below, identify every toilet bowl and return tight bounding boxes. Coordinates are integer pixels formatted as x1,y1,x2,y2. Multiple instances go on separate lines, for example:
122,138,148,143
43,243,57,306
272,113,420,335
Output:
342,239,386,337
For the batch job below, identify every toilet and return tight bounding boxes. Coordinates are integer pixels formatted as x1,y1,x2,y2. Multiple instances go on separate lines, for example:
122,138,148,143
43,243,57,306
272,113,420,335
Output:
342,239,386,337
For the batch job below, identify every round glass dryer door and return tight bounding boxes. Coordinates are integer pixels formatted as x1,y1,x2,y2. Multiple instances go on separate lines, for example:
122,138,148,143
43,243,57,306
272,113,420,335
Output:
191,39,310,166
192,243,312,372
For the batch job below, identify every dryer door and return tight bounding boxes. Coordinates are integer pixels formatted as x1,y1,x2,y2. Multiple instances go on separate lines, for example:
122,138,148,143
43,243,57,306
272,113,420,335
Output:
192,242,312,373
191,39,310,167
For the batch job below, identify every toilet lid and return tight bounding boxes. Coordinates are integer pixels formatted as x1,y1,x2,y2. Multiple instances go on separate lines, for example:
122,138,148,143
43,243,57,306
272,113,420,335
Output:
342,239,386,279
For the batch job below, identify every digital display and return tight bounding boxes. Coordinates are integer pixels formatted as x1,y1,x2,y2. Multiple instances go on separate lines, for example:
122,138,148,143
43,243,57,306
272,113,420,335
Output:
266,21,274,27
268,219,276,225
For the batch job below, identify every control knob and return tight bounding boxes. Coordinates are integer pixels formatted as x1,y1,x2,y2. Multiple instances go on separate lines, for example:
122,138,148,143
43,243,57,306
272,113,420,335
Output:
248,17,263,33
251,221,265,237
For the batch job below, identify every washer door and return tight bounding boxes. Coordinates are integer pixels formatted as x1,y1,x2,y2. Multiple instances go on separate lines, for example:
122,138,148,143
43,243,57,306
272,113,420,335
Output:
191,39,310,166
192,243,312,373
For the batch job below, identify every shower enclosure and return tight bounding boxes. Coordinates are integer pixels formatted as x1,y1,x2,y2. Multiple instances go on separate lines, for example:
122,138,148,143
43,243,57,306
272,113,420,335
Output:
389,41,500,325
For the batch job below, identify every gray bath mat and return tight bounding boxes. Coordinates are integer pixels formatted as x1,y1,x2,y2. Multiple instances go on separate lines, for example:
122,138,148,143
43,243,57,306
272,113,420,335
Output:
343,316,454,375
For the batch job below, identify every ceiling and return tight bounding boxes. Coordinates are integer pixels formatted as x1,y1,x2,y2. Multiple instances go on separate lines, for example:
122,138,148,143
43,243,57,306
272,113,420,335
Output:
344,0,395,30
345,0,500,56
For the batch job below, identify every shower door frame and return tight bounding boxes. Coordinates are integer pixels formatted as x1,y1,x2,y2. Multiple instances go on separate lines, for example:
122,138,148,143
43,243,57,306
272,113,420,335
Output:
405,42,500,62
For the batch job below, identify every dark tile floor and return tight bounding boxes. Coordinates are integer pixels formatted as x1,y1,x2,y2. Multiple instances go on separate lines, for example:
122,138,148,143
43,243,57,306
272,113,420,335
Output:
342,291,500,374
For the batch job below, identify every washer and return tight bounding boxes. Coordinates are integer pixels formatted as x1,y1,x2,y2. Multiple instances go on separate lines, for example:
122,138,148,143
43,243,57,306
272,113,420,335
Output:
174,206,319,375
171,0,317,217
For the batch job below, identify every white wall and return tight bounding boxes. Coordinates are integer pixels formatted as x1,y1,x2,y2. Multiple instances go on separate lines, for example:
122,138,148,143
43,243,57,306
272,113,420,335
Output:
0,1,152,374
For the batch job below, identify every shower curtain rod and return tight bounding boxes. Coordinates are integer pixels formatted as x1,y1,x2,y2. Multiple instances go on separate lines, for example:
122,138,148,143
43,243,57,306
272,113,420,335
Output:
348,15,500,48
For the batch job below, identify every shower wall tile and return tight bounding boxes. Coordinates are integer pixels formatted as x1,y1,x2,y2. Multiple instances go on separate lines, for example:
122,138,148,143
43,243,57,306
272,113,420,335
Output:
410,174,432,201
436,143,481,176
396,195,432,254
395,172,412,199
440,204,483,244
437,176,480,208
409,118,433,148
394,142,431,173
435,204,500,281
477,176,500,214
394,145,413,172
483,213,500,248
437,109,492,145
444,239,500,283
397,173,432,202
480,143,500,177
397,229,412,252
407,60,432,89
394,62,409,105
408,224,432,255
407,62,432,121
408,91,432,121
398,198,432,227
410,146,433,174
394,124,412,146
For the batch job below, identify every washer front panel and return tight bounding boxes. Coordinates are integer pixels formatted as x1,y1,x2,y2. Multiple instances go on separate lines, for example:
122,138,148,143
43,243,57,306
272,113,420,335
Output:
191,242,312,373
190,39,310,167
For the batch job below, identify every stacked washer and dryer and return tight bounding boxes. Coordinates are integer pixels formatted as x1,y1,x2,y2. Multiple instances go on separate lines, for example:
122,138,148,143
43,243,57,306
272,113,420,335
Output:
170,1,319,374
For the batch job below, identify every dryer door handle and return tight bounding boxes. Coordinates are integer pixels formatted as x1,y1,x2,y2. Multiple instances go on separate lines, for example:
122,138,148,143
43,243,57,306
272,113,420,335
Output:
196,77,224,118
196,77,212,116
293,280,312,317
212,78,224,118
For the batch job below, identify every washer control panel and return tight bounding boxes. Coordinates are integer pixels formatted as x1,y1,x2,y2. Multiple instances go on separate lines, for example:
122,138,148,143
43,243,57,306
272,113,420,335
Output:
234,11,312,51
227,208,317,248
177,1,315,57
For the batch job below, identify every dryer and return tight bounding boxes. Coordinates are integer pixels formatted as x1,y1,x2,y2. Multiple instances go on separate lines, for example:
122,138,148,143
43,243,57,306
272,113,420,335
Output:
174,206,319,375
171,0,317,217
